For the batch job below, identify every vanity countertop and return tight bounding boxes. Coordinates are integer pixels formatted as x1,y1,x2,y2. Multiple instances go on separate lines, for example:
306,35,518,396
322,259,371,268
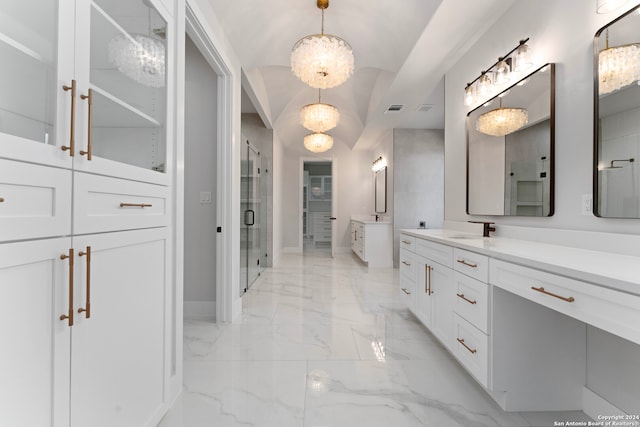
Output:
350,216,392,225
400,228,640,296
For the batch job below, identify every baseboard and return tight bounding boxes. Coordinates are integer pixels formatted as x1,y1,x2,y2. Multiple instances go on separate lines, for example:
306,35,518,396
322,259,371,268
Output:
183,301,216,321
583,387,627,421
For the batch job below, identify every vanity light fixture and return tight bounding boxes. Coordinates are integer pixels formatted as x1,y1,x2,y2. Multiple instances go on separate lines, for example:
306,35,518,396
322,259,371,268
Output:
599,158,635,170
476,99,528,137
304,132,334,153
300,89,340,132
463,38,533,107
291,0,355,89
598,30,640,95
372,156,387,171
596,0,630,14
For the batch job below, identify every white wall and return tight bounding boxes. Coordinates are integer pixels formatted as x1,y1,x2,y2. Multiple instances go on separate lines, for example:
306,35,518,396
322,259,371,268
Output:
444,0,640,414
278,139,372,253
272,132,284,265
183,35,217,318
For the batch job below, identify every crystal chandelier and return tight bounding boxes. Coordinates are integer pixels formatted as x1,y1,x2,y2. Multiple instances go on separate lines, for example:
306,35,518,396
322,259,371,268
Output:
109,33,166,88
301,89,340,132
598,30,640,95
476,100,528,137
291,0,354,89
304,132,334,153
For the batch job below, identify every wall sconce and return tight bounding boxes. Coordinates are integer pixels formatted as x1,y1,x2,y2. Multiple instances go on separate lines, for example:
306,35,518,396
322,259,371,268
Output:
372,156,387,171
464,38,533,107
596,0,630,14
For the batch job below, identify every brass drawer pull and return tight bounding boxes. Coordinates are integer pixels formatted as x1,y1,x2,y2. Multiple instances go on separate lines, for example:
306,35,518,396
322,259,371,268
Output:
401,261,411,266
61,80,76,156
456,293,477,305
457,338,477,354
457,259,478,268
425,265,433,295
401,240,411,244
80,89,93,160
78,246,91,318
120,203,152,208
0,197,4,202
531,286,575,303
59,249,74,326
401,288,411,295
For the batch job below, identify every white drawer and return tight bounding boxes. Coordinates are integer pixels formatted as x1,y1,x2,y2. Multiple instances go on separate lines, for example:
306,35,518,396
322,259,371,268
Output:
454,248,488,282
453,313,489,388
399,274,416,310
490,259,640,346
74,172,169,234
400,234,416,251
399,249,416,280
415,238,453,267
0,159,72,242
453,271,490,334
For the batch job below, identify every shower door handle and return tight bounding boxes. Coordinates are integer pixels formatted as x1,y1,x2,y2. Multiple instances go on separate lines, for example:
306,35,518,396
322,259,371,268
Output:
244,210,255,226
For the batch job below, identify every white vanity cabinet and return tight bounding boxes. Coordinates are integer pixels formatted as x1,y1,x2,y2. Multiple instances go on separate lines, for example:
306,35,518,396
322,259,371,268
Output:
0,0,176,425
351,219,393,267
399,235,417,310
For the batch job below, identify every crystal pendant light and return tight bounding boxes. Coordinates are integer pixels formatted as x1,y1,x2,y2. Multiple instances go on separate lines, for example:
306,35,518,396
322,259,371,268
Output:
304,132,334,153
300,89,340,132
108,7,166,88
596,0,630,13
599,29,640,95
291,0,354,89
476,99,528,137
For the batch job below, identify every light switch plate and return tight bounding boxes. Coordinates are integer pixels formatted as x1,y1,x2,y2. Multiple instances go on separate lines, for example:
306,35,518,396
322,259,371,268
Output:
200,191,212,204
581,194,592,215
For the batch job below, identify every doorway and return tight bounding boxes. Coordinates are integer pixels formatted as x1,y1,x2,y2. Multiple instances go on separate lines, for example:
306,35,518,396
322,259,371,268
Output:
302,161,334,255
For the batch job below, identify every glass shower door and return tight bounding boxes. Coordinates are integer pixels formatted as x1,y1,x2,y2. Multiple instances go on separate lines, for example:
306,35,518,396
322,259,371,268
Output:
240,140,262,295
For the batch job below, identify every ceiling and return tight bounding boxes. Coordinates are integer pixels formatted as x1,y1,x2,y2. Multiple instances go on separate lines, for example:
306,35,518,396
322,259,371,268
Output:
217,0,516,151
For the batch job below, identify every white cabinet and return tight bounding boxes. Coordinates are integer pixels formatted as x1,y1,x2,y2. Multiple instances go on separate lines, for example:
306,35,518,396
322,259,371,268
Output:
0,0,175,425
351,219,392,267
309,175,332,200
313,213,332,243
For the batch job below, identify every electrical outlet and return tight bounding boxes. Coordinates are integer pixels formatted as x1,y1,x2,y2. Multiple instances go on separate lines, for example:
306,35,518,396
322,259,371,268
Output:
581,194,592,215
200,191,212,204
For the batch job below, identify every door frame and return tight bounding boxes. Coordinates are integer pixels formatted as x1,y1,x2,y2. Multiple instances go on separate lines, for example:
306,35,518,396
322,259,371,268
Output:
299,157,337,255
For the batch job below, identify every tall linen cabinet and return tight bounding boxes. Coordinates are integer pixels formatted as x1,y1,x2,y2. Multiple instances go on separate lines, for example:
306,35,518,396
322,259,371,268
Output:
0,0,178,426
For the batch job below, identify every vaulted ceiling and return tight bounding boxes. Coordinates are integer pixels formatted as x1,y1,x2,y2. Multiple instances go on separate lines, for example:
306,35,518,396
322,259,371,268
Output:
214,0,516,151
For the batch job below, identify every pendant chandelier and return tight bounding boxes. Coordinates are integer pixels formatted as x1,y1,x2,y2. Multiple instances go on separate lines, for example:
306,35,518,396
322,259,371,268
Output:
476,99,528,137
108,8,166,88
599,30,640,95
304,132,334,153
291,0,354,89
301,89,340,132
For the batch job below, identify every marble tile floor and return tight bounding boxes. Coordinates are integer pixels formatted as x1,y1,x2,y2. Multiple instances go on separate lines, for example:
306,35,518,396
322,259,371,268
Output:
158,253,592,427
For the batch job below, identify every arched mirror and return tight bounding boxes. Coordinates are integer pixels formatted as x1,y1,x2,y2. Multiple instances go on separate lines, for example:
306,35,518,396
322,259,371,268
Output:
467,64,555,216
594,6,640,218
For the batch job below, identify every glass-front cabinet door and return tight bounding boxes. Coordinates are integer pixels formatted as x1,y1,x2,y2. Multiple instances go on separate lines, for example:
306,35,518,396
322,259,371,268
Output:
75,0,170,183
0,0,74,168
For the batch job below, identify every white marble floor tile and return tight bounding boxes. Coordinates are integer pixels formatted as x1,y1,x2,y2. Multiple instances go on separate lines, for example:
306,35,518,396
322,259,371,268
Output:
160,253,593,427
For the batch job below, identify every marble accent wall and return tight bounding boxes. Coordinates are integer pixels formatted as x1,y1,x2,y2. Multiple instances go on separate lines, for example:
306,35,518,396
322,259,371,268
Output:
392,129,445,266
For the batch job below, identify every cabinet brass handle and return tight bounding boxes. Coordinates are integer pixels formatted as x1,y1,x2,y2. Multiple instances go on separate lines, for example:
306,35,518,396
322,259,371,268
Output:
0,197,4,203
120,203,152,208
531,286,575,303
78,246,91,318
59,249,74,326
457,259,478,268
456,293,477,305
61,80,76,156
401,261,411,266
401,288,411,295
425,265,433,295
457,338,477,354
401,240,411,245
80,89,92,160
